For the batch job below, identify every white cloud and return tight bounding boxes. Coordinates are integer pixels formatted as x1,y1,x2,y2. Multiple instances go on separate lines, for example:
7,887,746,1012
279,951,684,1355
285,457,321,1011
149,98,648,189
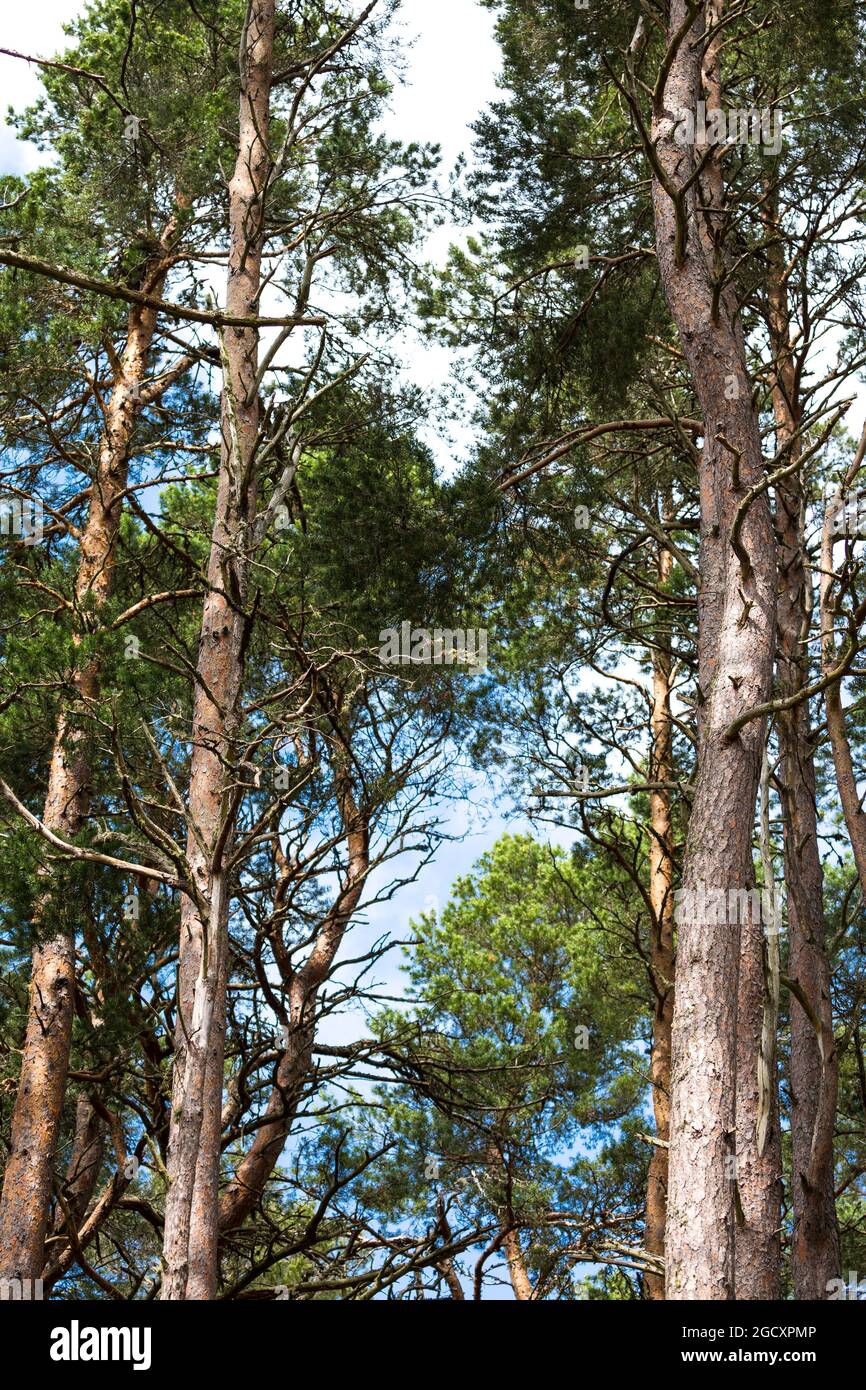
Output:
388,0,500,167
1,0,85,173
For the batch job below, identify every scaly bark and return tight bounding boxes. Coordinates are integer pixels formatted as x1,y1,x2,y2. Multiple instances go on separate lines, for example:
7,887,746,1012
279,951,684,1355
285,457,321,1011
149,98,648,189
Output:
645,540,675,1300
503,1227,533,1301
0,226,182,1282
161,0,276,1300
821,425,866,891
649,0,777,1298
734,891,782,1299
764,191,840,1298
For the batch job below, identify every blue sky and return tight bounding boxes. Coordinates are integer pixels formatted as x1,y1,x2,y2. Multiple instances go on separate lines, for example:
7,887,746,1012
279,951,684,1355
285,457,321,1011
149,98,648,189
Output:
0,0,541,1022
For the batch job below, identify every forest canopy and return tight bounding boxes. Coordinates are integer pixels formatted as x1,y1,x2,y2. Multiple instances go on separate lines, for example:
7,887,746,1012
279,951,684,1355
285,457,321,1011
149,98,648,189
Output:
0,0,865,1315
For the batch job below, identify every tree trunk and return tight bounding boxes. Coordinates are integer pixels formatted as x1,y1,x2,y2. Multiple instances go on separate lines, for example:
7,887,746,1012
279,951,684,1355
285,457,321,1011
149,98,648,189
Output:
161,0,275,1300
503,1227,533,1300
820,422,866,889
734,890,782,1298
650,0,777,1299
52,1094,105,1240
764,193,840,1298
645,541,675,1299
0,238,179,1283
218,767,367,1234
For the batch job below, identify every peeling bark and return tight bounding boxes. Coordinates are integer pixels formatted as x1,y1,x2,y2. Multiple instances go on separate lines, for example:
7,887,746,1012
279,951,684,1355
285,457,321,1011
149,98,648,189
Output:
764,194,840,1298
503,1227,533,1301
645,541,675,1300
161,0,276,1300
820,423,866,890
0,231,181,1282
649,0,777,1299
734,890,782,1299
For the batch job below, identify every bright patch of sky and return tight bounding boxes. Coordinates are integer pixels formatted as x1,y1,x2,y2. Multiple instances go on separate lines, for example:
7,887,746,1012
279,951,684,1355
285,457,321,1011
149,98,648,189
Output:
0,0,536,1006
0,1,85,173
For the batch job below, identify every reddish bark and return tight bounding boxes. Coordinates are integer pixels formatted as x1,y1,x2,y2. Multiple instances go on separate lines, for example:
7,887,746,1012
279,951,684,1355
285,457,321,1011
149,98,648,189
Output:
645,543,675,1300
764,193,840,1298
734,899,782,1299
161,0,276,1300
503,1227,533,1301
820,425,866,891
0,231,181,1282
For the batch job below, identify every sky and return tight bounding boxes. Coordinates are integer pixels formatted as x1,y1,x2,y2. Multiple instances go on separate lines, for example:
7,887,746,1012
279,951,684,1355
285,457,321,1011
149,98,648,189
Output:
5,1,862,990
0,0,502,179
0,1,85,174
0,7,539,1302
0,0,531,1021
0,1,503,451
3,2,864,1305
